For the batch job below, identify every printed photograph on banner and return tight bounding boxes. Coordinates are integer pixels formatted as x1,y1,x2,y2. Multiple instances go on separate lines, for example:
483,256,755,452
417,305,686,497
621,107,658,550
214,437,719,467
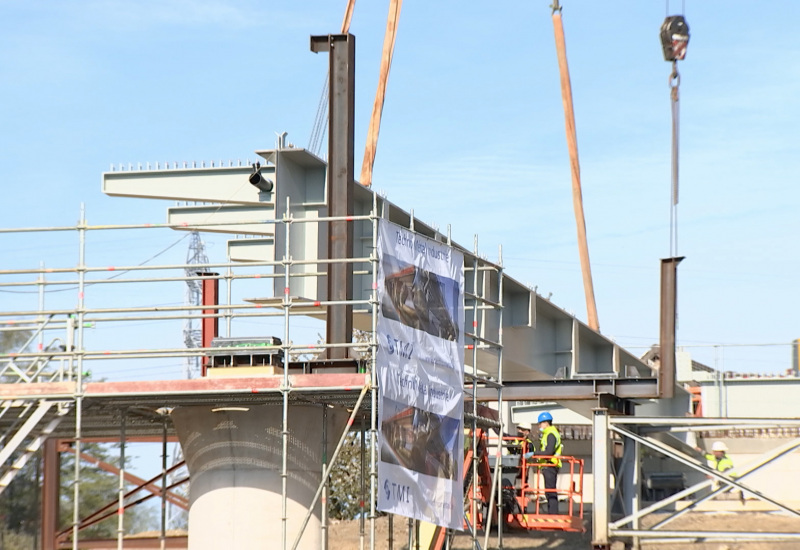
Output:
380,253,460,341
380,397,460,481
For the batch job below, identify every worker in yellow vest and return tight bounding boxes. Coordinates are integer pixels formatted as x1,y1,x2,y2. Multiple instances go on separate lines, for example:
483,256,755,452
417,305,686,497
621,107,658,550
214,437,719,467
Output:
532,411,563,514
696,441,734,473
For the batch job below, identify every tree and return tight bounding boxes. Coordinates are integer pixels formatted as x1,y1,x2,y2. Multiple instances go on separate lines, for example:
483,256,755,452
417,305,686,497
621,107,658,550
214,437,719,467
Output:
327,330,376,520
0,330,154,546
59,443,154,539
328,432,370,520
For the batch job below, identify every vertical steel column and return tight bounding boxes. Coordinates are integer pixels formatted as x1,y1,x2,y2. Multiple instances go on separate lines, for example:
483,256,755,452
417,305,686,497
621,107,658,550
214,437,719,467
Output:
72,204,87,550
200,273,220,376
117,413,126,550
310,33,355,360
658,257,683,398
41,438,59,550
592,409,610,549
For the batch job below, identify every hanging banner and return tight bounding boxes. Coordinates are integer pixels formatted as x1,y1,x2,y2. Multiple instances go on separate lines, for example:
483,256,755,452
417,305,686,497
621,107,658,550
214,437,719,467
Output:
376,219,465,530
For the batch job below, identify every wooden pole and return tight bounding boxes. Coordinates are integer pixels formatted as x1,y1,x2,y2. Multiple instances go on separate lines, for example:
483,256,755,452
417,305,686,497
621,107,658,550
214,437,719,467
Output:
552,6,600,331
360,0,403,187
340,0,356,33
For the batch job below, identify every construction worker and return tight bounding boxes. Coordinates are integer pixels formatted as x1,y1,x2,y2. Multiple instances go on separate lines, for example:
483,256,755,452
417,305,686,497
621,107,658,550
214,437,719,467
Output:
696,441,740,500
532,411,563,514
511,423,536,488
515,422,536,457
696,441,734,473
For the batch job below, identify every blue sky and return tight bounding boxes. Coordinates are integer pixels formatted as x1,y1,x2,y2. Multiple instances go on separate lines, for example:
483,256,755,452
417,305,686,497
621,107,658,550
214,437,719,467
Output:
1,0,798,377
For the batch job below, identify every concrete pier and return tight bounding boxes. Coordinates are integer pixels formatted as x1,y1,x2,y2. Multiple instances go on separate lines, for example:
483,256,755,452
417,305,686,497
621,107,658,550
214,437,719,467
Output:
172,404,347,549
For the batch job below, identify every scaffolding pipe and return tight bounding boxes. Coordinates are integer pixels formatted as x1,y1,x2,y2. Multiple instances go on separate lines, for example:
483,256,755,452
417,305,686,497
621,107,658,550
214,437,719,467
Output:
615,530,800,540
291,386,369,550
369,195,379,550
493,248,506,549
359,416,366,550
321,405,328,550
0,251,371,278
647,436,800,531
611,425,800,519
160,421,168,550
72,204,87,550
116,412,126,550
470,235,479,548
281,196,292,550
0,212,372,235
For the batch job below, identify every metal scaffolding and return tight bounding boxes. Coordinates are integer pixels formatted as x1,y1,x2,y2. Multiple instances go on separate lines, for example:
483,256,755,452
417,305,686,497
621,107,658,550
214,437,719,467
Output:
592,412,800,549
0,201,508,549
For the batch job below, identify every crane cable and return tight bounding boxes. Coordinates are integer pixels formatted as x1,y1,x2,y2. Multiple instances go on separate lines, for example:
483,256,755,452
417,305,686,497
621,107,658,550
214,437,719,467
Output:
662,0,689,257
669,61,680,257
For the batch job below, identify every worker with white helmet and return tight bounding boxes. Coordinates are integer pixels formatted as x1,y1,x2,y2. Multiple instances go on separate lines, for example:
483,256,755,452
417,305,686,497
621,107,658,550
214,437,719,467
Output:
514,421,536,458
696,441,734,473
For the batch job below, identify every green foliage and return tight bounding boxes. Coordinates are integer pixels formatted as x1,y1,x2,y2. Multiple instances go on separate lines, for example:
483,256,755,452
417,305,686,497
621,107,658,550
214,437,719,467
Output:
0,454,41,535
1,332,154,540
328,431,372,520
59,443,149,539
0,528,35,550
326,330,376,520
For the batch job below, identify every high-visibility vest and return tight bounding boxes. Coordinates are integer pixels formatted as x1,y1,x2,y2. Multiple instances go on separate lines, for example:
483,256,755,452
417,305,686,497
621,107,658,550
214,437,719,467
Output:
704,453,734,473
539,426,563,468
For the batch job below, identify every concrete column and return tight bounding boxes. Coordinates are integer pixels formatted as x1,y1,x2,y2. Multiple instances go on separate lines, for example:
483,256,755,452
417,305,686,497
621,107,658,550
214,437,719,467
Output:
172,404,347,550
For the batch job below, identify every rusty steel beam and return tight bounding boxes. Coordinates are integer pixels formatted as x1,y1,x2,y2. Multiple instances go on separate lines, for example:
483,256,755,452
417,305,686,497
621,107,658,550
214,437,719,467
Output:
0,373,369,401
200,273,219,376
41,438,59,550
58,445,188,508
56,537,187,549
311,33,355,361
659,257,683,398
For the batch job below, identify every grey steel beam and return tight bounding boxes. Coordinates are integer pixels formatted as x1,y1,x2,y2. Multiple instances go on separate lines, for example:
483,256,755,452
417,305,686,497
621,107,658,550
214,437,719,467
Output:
613,530,800,541
311,34,355,360
103,166,265,204
659,257,682,398
474,378,658,402
612,416,800,426
166,205,276,235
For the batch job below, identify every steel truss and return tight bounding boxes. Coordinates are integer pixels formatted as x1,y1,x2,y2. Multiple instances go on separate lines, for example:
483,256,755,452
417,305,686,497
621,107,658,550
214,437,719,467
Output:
592,411,800,549
0,202,507,550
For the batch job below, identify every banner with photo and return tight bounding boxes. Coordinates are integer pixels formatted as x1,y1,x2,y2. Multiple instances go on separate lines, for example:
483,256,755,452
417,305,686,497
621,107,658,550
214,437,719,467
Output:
376,219,465,530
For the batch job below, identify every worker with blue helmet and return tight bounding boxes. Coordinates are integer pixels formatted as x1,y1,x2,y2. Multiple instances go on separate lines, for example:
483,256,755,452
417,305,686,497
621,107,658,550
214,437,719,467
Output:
532,411,562,514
